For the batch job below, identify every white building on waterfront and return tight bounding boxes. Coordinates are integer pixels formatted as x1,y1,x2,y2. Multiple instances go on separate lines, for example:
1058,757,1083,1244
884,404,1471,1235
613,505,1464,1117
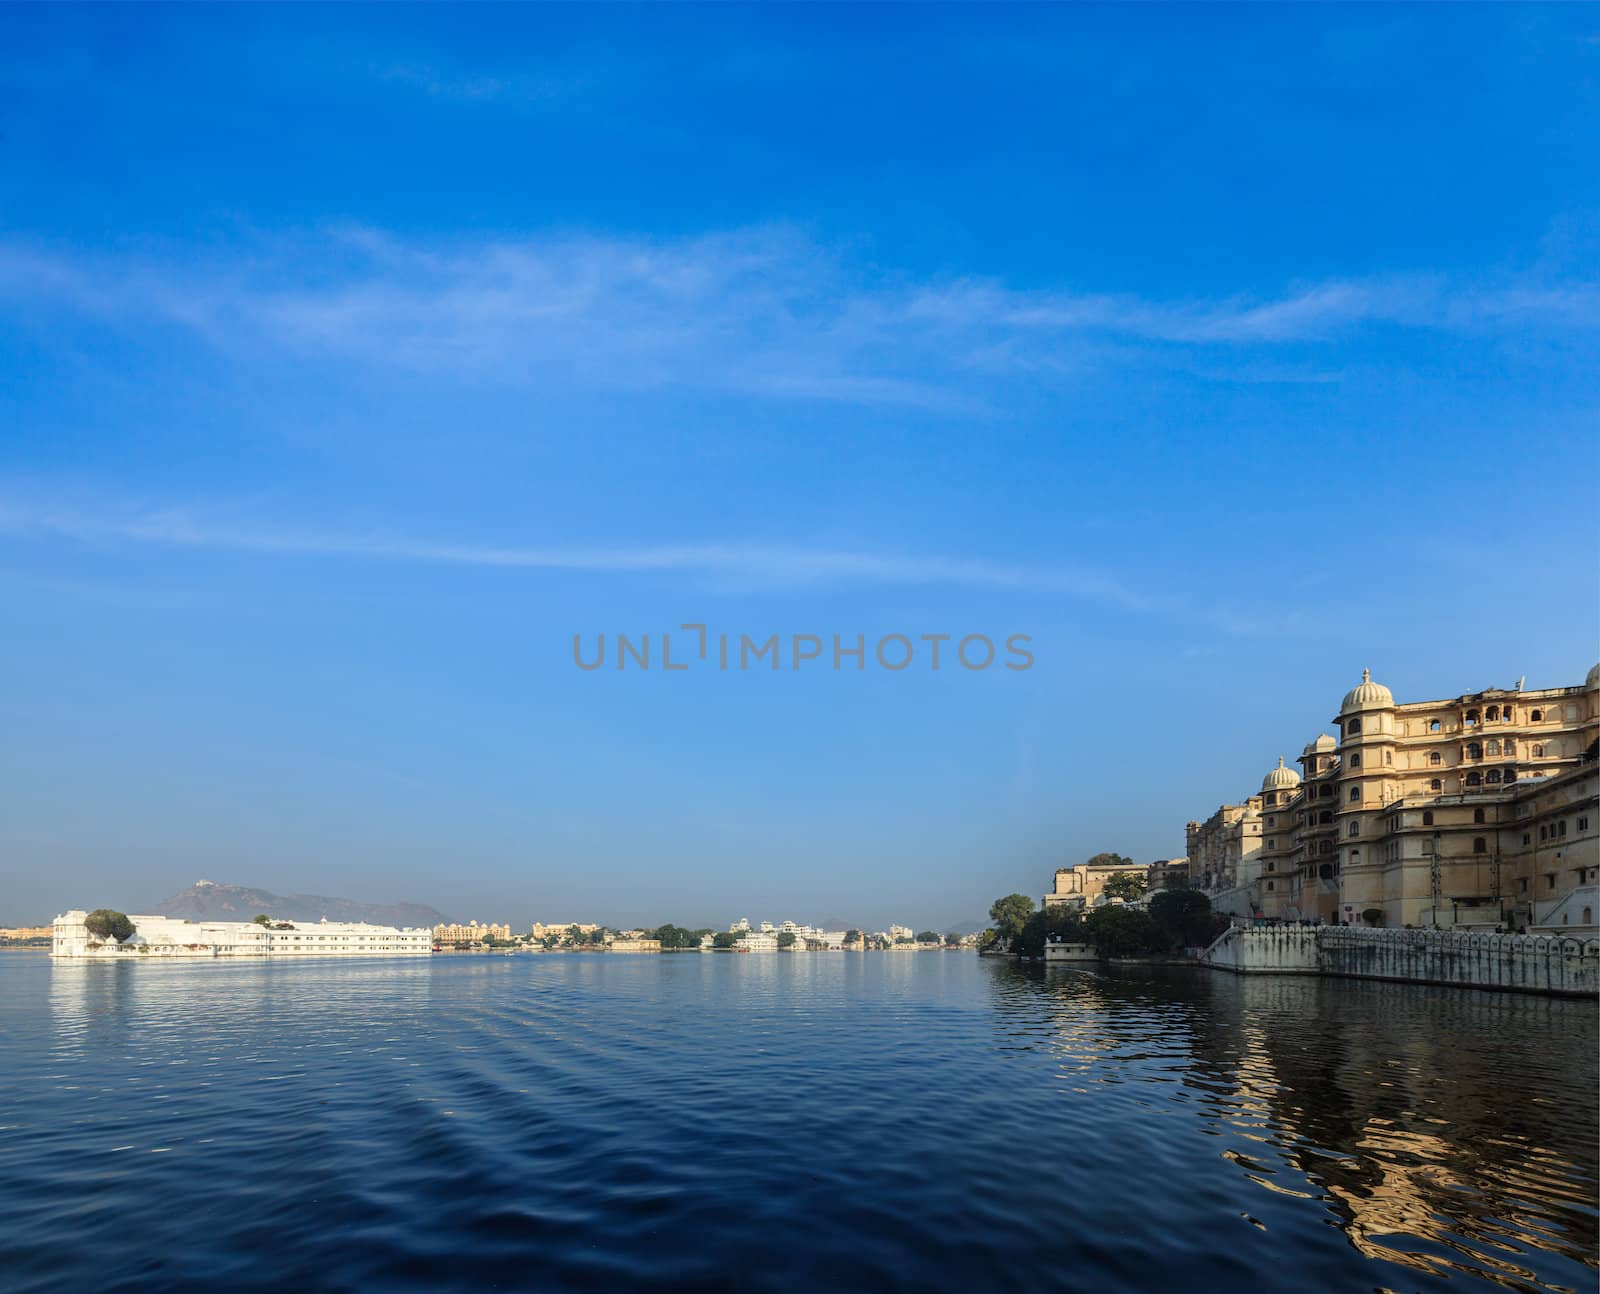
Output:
51,911,434,959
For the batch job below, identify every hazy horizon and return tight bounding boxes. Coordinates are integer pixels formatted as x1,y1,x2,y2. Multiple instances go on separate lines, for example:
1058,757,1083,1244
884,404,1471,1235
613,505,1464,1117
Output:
2,7,1597,931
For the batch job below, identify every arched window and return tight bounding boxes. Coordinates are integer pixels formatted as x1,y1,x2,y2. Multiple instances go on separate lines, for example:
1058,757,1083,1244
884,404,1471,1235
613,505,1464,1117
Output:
1487,770,1502,784
1584,906,1594,926
1319,811,1332,825
1468,742,1482,759
1473,808,1485,824
1532,744,1544,758
1350,849,1361,864
1430,751,1442,765
1465,710,1479,727
1531,709,1543,722
1429,719,1441,732
1487,739,1500,755
1318,863,1334,879
1350,786,1362,802
1348,822,1360,838
1472,837,1486,854
1486,706,1499,721
1350,754,1362,769
1422,810,1434,826
1430,778,1442,791
1347,718,1362,736
1466,772,1482,787
1505,739,1516,755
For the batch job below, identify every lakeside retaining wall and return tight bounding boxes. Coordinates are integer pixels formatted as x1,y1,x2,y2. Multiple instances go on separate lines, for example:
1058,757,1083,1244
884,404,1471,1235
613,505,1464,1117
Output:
1199,926,1599,997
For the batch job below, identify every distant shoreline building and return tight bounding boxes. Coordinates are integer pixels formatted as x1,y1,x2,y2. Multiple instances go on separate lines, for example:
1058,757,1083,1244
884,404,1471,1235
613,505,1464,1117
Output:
51,911,433,959
1185,666,1600,933
433,920,512,946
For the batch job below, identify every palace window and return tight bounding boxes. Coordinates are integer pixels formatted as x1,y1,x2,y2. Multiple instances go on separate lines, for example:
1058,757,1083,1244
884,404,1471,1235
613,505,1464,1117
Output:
1541,826,1549,840
1558,820,1567,838
1473,837,1487,854
1347,718,1362,736
1466,772,1482,787
1465,710,1479,727
1429,719,1441,732
1468,742,1482,760
1505,739,1516,756
1319,811,1333,825
1580,817,1590,832
1545,873,1556,890
1422,810,1434,826
1318,864,1334,879
1473,808,1485,824
1320,840,1332,854
1487,770,1502,784
1267,840,1276,851
1487,739,1500,756
1384,750,1392,765
1531,709,1543,722
1349,849,1361,863
1350,786,1362,802
1430,779,1442,792
1348,822,1360,837
1430,751,1442,765
1523,833,1531,845
1321,784,1334,797
1486,706,1499,721
1532,744,1544,758
1266,880,1275,892
1267,860,1275,872
1350,754,1362,769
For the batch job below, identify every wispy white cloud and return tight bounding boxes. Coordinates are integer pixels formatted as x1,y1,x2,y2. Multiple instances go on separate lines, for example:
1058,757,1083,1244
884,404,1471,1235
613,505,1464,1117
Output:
0,226,1593,409
0,495,1156,609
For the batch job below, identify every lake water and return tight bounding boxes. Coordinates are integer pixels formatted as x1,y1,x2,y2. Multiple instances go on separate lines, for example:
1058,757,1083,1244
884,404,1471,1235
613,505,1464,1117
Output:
2,951,1595,1293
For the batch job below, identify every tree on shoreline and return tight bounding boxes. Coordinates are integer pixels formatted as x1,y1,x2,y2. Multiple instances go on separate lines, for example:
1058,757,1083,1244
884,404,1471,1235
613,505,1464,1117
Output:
988,894,1035,945
84,910,134,943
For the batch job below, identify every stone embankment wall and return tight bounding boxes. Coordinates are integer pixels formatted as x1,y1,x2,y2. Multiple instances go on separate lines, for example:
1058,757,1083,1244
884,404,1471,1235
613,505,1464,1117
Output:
1200,926,1599,998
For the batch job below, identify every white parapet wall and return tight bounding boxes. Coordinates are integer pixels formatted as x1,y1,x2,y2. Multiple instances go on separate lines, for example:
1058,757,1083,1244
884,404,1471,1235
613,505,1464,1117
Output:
1199,925,1599,997
51,911,434,959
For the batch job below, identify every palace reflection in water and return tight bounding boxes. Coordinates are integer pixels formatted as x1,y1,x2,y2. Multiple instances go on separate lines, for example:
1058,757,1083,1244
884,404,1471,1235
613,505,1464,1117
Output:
1009,963,1597,1292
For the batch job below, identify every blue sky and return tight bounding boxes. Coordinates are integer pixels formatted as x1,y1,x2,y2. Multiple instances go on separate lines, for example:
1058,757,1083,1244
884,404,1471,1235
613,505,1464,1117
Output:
1,6,1596,930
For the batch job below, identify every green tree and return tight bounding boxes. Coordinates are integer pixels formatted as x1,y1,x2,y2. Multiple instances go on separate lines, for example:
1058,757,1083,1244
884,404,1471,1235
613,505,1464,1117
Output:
944,932,962,946
844,929,862,945
988,894,1035,940
587,928,608,945
916,930,939,943
1084,906,1162,957
251,913,270,926
712,931,740,949
1013,907,1087,959
776,930,797,949
1085,852,1135,869
84,909,134,942
1147,889,1214,949
1103,871,1148,902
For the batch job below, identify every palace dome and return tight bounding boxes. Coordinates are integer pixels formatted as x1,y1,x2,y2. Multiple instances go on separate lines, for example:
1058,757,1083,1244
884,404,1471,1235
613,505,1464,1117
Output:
1341,668,1394,713
1587,662,1599,691
1261,757,1302,792
1301,733,1336,757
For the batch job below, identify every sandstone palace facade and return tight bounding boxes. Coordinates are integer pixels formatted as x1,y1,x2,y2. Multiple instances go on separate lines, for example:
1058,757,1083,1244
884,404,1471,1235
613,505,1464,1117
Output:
1186,665,1600,934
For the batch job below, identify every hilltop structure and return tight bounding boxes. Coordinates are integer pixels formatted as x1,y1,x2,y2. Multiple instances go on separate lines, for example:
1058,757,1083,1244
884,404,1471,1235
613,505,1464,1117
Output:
1186,666,1600,933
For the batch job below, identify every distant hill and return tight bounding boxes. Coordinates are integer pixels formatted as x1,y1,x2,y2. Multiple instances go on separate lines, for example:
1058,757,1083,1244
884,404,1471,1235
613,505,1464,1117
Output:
151,880,446,930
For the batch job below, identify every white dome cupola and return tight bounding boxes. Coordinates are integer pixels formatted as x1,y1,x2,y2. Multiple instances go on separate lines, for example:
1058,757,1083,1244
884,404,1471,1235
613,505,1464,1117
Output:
1341,668,1394,714
1261,756,1302,792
